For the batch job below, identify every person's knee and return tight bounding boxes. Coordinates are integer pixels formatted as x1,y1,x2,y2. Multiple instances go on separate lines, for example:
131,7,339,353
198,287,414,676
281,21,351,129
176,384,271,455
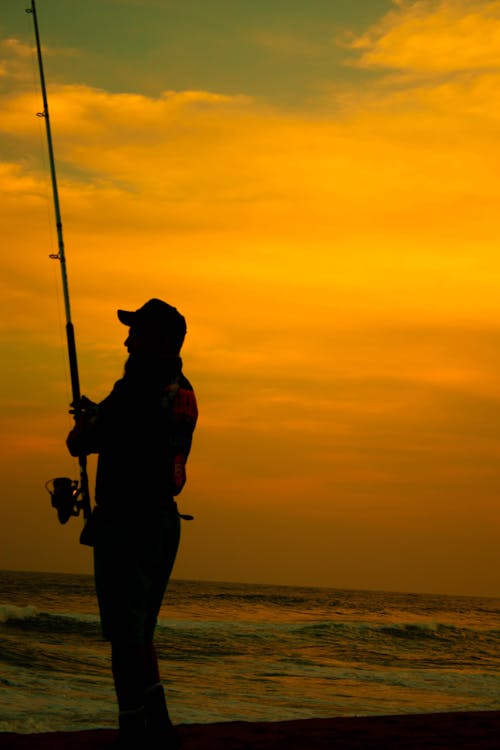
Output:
111,636,146,653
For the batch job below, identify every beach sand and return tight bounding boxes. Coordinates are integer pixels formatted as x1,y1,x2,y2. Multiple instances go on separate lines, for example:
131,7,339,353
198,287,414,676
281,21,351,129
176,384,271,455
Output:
1,711,499,749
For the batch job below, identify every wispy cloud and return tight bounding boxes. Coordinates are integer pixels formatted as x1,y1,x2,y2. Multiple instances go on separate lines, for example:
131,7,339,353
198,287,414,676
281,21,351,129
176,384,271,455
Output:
348,0,500,77
0,36,79,83
0,37,33,81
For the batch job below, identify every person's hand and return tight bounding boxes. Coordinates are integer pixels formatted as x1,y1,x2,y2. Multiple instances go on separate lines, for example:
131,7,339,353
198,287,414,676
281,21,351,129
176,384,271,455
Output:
69,395,98,419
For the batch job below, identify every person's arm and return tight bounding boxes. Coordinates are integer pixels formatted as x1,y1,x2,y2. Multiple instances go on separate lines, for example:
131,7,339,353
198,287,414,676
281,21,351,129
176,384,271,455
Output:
169,380,198,495
66,396,101,457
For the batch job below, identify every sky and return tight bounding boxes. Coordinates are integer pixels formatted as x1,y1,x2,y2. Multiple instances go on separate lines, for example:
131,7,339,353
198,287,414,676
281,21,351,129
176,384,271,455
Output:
0,0,499,597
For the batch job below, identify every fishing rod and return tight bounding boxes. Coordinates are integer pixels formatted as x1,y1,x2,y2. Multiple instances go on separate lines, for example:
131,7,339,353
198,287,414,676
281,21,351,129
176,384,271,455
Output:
26,0,92,540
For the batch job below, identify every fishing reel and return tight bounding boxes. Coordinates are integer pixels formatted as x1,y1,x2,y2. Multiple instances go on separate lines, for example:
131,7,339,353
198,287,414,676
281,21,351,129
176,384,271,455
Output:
45,477,86,525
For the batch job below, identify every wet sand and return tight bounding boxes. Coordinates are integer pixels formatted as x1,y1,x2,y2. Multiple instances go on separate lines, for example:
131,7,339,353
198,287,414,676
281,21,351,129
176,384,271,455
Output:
1,711,499,749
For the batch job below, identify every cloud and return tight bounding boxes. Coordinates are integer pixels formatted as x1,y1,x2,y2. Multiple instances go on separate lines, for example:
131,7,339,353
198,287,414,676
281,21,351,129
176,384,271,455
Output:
1,43,499,361
330,0,500,144
348,0,500,76
0,21,497,385
0,36,79,84
2,5,500,592
0,38,33,81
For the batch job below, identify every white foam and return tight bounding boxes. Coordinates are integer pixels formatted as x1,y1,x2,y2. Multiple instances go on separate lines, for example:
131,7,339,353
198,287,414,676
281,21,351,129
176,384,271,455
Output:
0,716,63,734
0,603,38,623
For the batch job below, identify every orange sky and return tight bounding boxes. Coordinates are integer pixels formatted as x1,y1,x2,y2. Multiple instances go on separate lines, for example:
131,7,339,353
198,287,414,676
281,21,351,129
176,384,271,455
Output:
0,0,499,596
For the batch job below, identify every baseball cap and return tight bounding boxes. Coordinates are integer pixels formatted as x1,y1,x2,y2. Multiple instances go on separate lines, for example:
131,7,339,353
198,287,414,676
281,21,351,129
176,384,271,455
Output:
117,298,187,350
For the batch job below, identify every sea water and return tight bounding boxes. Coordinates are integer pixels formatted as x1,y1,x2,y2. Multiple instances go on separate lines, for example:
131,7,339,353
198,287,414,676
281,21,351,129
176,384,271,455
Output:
0,570,498,732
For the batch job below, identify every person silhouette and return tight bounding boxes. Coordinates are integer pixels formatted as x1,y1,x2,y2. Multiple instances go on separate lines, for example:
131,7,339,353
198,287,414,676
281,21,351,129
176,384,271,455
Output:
67,298,198,748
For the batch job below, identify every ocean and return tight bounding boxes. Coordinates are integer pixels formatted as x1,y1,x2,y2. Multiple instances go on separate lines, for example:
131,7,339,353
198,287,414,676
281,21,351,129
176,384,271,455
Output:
0,570,499,733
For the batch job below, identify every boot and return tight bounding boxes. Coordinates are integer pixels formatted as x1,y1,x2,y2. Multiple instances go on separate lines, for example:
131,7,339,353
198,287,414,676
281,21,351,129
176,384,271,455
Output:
118,706,147,749
144,683,181,749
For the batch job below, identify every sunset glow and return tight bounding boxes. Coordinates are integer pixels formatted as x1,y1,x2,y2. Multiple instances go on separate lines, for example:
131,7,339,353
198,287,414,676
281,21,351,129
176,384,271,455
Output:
1,0,499,595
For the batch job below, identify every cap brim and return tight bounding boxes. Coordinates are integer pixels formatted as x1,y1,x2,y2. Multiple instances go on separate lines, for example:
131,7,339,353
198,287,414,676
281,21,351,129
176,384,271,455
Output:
117,309,135,326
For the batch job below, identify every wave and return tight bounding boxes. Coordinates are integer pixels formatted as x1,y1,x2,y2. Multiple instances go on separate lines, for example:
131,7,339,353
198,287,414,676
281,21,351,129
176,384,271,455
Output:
1,602,498,672
0,604,38,624
0,604,101,638
295,619,500,640
2,603,498,643
152,617,500,669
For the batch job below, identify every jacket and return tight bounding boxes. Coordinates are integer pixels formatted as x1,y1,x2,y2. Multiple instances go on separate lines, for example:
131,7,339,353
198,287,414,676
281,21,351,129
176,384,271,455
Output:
67,357,197,515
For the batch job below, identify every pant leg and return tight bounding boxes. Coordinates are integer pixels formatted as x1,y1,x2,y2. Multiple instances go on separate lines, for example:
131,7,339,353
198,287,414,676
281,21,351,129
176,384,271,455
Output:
93,505,181,644
93,505,181,717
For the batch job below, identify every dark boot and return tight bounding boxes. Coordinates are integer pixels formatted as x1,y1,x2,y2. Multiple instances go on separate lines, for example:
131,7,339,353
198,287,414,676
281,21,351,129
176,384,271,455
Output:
144,683,181,749
118,706,147,749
